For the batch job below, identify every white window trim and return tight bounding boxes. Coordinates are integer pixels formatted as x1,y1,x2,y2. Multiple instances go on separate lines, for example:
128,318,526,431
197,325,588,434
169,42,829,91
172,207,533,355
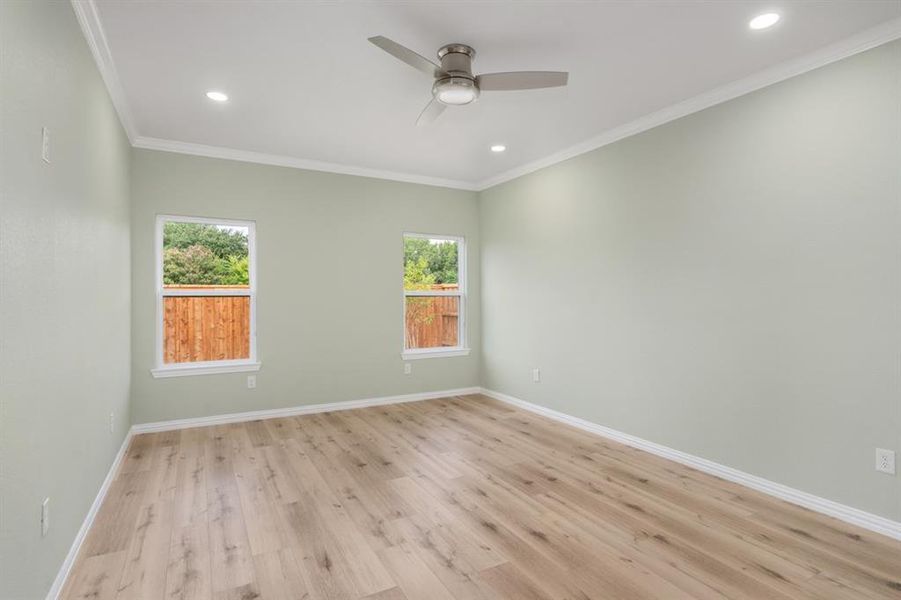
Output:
402,348,471,360
152,214,259,378
402,232,468,360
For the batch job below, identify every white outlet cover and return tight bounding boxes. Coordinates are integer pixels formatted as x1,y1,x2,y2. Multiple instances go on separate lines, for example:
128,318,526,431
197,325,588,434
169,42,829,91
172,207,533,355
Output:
41,498,50,536
247,375,256,389
532,368,541,383
41,127,50,163
876,448,895,475
404,363,412,375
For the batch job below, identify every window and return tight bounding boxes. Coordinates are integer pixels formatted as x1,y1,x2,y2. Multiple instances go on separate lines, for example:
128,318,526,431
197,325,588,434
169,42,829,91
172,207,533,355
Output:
151,215,259,377
403,233,469,359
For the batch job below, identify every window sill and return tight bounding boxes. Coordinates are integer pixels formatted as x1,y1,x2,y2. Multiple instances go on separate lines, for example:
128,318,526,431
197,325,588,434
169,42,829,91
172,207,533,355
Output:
402,348,471,361
151,361,261,379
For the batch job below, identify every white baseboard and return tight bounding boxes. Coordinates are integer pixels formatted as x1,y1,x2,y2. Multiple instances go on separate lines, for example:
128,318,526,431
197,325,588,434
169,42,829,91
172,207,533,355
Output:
479,387,901,542
46,430,134,600
131,386,482,434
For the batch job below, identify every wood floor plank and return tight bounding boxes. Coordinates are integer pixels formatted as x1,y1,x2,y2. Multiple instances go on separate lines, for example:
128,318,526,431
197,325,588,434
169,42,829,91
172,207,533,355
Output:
62,395,901,600
233,464,293,556
212,582,261,600
61,551,127,600
376,545,456,600
115,500,174,599
80,472,148,557
256,443,305,504
136,443,180,506
389,515,501,599
252,547,310,600
119,434,155,475
165,524,212,600
478,562,555,600
276,500,358,600
280,442,396,597
388,476,508,571
362,587,410,600
172,434,207,528
206,482,256,592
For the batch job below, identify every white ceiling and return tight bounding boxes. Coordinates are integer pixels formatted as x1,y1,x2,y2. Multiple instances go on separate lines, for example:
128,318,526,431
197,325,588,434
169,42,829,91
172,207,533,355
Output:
89,0,900,189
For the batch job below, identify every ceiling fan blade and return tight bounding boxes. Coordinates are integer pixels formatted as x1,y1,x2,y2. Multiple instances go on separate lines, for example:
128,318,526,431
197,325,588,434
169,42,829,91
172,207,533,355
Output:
476,71,569,91
416,98,446,126
368,36,442,78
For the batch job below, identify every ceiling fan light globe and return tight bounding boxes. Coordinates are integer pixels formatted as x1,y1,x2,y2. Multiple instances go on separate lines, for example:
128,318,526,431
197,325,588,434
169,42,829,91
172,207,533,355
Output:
433,77,479,106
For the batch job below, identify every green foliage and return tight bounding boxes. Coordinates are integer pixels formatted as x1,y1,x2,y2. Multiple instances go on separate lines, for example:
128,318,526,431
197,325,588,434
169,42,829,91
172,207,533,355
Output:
404,256,436,290
163,245,219,285
164,222,248,260
216,255,249,285
403,238,458,287
163,222,249,285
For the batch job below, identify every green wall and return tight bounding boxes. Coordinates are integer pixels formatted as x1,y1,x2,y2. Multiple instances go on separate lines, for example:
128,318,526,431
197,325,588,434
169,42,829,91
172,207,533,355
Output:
479,40,901,521
0,2,133,597
129,149,481,424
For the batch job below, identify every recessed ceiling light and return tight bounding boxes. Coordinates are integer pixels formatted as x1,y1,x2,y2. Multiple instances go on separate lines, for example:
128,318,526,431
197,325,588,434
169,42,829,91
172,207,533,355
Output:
490,144,506,153
206,91,229,102
749,12,780,30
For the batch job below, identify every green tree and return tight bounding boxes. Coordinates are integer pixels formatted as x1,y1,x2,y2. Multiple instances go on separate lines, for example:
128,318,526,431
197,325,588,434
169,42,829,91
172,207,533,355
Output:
163,245,221,285
164,222,248,260
403,238,457,285
162,222,250,285
215,255,249,285
404,256,436,290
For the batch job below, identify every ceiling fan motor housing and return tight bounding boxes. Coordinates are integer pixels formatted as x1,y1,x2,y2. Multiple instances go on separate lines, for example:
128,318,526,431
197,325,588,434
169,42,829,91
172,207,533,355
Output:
433,44,480,105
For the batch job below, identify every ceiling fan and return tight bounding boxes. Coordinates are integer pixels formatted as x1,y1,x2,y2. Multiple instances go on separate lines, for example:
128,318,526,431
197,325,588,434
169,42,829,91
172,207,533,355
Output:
368,36,569,125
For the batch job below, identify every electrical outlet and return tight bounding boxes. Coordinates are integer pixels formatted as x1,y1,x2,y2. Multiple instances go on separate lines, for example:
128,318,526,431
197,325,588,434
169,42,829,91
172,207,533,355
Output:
876,448,895,475
247,375,256,389
404,363,412,375
41,498,50,536
532,368,541,383
41,127,50,163
109,412,114,434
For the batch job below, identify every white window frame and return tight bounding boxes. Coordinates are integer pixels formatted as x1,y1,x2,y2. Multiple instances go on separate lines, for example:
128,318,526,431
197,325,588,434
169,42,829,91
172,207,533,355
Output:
151,214,260,378
402,232,470,360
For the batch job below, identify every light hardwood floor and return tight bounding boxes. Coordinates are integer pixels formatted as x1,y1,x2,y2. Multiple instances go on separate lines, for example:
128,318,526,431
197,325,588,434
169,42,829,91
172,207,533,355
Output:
62,394,901,599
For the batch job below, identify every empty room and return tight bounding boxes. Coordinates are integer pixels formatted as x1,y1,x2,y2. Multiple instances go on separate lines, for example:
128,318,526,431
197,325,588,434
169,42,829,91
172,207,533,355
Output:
2,0,901,598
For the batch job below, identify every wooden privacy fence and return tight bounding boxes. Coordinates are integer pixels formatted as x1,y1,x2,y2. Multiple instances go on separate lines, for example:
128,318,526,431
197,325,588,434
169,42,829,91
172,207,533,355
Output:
405,284,459,349
163,283,459,363
163,285,250,363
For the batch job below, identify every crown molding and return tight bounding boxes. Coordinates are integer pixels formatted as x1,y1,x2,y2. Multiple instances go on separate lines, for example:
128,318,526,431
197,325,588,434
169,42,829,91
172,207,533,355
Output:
70,0,138,142
71,0,474,191
72,0,900,193
132,136,479,191
474,16,901,191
